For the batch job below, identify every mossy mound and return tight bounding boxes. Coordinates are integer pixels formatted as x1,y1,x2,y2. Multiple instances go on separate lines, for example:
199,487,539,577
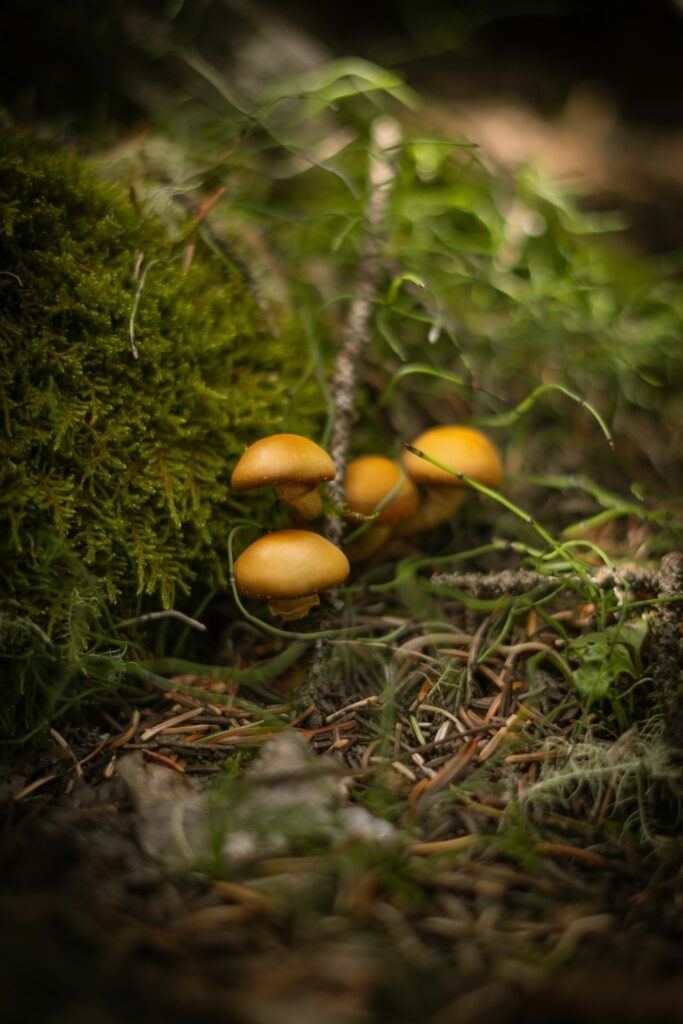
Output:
0,127,318,736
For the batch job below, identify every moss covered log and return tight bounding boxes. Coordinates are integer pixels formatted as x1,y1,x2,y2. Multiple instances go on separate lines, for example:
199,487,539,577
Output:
0,127,318,736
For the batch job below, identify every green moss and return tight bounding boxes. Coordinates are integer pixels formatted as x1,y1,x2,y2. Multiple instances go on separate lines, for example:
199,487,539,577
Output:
0,127,319,735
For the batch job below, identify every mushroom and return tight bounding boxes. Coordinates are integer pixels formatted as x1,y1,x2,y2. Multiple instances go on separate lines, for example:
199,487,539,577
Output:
231,434,336,520
233,529,350,620
396,425,503,534
343,455,420,561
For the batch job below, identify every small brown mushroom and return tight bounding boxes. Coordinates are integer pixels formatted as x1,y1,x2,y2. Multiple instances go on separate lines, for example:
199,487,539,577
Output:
343,455,420,561
397,425,503,534
231,434,336,519
233,529,350,620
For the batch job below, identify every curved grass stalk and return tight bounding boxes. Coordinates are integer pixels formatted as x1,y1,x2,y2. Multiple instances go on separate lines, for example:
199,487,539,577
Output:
113,610,208,633
402,443,595,585
422,585,527,614
124,662,290,716
227,525,409,645
228,525,356,641
385,271,427,306
629,593,683,611
476,600,532,663
129,258,163,361
343,464,410,545
563,508,640,536
366,541,534,594
527,472,642,512
523,472,671,539
525,646,577,689
533,537,614,568
475,382,613,449
262,57,419,109
376,363,468,409
125,640,308,700
179,47,361,198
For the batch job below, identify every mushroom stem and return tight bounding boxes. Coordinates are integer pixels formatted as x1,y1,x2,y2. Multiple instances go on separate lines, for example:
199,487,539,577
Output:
345,522,393,563
267,594,320,621
275,483,323,520
393,488,467,535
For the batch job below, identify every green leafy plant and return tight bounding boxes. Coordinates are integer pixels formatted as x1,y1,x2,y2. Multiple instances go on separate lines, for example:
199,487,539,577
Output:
569,618,648,703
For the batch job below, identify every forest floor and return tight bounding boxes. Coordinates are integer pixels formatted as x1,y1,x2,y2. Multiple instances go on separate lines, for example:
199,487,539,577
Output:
2,543,682,1023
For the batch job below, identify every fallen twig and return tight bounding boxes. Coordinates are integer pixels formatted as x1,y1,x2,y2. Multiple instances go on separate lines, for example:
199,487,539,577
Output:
301,116,401,709
114,609,208,632
430,565,658,596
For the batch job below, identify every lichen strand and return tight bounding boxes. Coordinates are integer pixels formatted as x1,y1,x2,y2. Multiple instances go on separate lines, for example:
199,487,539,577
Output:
0,128,318,732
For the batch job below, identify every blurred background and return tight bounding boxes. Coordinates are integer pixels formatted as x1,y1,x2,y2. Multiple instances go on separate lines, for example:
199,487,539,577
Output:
4,0,683,250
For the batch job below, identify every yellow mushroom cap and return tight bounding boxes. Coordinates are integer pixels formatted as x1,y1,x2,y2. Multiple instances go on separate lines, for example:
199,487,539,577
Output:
233,530,350,600
345,456,420,524
231,434,336,492
402,426,503,490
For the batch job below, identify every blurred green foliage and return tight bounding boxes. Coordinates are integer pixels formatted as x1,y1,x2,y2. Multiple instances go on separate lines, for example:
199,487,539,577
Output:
159,54,683,500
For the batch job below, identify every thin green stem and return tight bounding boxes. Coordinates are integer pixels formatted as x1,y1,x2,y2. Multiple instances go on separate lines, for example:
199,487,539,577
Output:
227,525,411,644
475,383,614,449
402,443,594,584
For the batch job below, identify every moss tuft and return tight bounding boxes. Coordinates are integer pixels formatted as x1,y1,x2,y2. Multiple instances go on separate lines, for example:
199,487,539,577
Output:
0,127,319,735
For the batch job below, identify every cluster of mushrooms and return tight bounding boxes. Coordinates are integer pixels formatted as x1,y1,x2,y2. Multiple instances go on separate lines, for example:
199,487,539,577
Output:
231,427,503,622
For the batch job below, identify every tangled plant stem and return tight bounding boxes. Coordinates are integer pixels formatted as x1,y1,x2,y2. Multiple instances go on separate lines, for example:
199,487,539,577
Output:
402,443,598,585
